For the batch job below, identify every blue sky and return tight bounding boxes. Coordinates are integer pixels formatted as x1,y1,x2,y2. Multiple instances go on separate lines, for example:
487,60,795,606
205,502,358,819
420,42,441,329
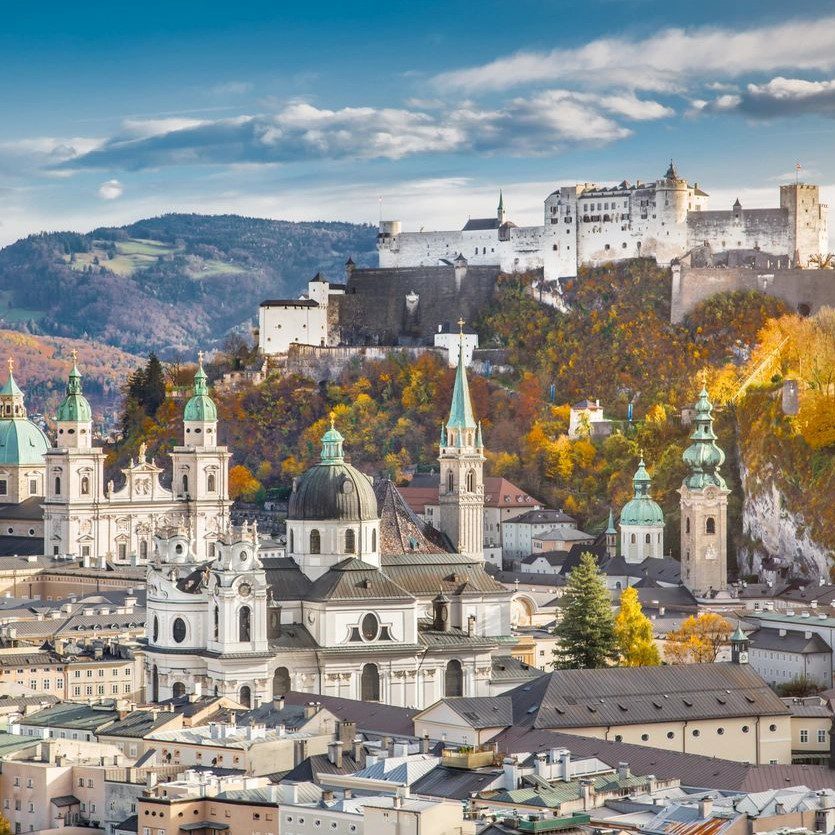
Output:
3,0,835,245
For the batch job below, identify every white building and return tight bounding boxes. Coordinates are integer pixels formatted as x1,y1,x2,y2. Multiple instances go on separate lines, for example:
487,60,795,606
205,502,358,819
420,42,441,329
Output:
433,326,478,367
145,341,531,709
378,167,828,279
619,457,665,563
42,354,230,564
501,509,578,561
568,399,611,439
745,626,832,688
259,273,346,354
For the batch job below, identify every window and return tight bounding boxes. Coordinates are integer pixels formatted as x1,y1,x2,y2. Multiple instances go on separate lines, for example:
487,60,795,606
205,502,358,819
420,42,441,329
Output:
800,729,809,743
445,659,463,697
239,606,251,642
447,470,454,492
641,733,649,741
361,663,380,701
819,729,827,743
29,479,37,495
0,479,6,495
692,729,700,737
466,469,475,492
345,529,355,554
172,617,187,644
361,613,379,641
630,533,636,544
666,731,674,739
172,681,186,699
118,543,127,560
273,667,290,697
153,617,159,643
645,533,651,544
80,476,90,495
139,540,148,560
207,473,216,492
182,474,189,495
310,529,321,554
54,476,61,495
371,528,377,552
289,529,294,553
769,724,777,732
685,517,690,534
213,606,219,640
239,685,251,708
706,516,716,535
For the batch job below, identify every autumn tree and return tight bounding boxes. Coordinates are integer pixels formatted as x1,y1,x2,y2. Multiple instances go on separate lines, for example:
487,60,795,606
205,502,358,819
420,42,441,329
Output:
614,586,660,667
229,464,261,501
664,613,732,664
553,552,618,669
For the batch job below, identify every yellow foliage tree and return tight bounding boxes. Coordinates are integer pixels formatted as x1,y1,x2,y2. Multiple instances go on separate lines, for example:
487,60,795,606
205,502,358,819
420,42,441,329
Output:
614,587,660,667
664,613,732,664
229,464,261,501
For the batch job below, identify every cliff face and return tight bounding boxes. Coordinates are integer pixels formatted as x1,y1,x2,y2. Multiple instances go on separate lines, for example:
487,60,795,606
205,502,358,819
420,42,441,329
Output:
737,460,833,583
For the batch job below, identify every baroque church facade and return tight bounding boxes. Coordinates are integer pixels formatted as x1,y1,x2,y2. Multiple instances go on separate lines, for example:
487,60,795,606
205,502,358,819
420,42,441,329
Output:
145,342,521,708
42,355,230,564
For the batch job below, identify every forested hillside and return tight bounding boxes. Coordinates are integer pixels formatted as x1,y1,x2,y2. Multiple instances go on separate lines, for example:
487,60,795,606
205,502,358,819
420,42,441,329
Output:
0,214,377,356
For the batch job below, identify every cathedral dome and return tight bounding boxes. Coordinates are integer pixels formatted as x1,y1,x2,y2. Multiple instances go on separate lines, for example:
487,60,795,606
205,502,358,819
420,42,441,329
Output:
619,457,664,526
183,357,217,422
288,420,378,522
0,419,50,466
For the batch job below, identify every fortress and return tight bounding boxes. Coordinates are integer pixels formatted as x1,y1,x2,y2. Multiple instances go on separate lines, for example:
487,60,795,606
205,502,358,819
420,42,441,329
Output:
377,163,829,280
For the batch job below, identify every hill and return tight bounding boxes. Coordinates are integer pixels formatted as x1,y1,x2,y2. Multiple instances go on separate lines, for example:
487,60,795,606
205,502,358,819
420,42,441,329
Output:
0,214,378,356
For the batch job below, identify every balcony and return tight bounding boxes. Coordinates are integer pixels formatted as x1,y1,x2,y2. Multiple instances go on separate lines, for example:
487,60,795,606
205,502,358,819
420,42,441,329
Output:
441,747,497,769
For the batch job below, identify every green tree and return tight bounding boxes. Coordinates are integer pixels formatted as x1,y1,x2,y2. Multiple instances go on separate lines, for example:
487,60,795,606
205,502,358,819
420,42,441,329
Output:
553,552,618,669
614,586,660,666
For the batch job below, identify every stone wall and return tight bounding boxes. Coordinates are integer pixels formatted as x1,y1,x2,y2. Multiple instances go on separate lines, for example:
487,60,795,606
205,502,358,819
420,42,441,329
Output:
671,263,835,323
286,344,441,381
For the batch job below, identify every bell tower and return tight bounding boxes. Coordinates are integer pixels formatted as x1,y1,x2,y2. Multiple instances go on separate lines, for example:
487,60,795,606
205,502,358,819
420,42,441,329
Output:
679,378,729,596
438,323,485,561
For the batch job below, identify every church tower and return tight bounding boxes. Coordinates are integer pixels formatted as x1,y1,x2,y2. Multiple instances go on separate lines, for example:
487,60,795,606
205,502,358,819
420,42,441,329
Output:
679,380,729,596
497,190,506,225
42,355,107,559
619,455,664,563
438,328,484,561
169,354,231,561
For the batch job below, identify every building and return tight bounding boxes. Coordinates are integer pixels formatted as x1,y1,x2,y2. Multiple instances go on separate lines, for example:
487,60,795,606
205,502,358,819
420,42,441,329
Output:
42,354,230,565
619,456,665,563
144,342,526,709
567,399,612,440
434,324,478,367
378,168,828,280
501,510,578,561
680,381,729,596
259,273,346,354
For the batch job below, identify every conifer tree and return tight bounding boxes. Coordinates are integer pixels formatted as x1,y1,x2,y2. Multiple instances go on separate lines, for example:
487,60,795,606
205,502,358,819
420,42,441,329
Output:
553,552,618,669
614,586,660,666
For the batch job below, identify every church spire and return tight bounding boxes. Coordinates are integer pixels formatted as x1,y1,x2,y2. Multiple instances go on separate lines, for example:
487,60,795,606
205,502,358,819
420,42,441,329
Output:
447,322,476,433
0,357,26,418
497,190,506,223
320,413,345,464
56,351,92,424
682,377,726,489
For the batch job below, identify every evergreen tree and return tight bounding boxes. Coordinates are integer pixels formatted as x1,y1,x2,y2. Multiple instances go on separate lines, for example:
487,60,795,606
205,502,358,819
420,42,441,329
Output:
614,586,660,666
553,552,618,669
141,354,166,416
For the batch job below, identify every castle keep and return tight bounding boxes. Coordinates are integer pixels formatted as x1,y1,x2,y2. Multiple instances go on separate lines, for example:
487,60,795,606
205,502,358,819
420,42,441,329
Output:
377,164,828,280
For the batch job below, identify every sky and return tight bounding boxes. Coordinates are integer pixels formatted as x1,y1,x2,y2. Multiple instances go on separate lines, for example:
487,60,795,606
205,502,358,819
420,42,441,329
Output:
3,0,835,246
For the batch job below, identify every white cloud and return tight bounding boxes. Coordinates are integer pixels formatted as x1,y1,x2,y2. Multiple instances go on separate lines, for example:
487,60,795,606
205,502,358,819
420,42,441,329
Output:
97,179,124,200
209,81,253,96
433,16,835,93
702,76,835,117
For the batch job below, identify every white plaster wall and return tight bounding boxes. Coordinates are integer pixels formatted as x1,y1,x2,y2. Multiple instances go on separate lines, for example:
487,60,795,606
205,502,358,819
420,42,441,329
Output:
259,303,328,354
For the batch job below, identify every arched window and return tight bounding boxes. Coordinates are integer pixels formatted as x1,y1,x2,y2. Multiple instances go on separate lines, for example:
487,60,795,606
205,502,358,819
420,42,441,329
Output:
630,533,636,544
152,616,159,643
172,681,186,700
645,533,651,544
152,665,159,703
361,663,380,702
371,529,377,552
706,517,716,535
213,605,219,640
239,685,251,708
172,617,186,644
54,476,61,495
80,476,90,495
445,659,464,697
685,517,690,534
207,473,216,493
182,474,189,495
289,530,294,553
239,606,251,642
273,667,291,698
447,471,454,492
345,529,355,554
310,529,321,554
466,470,475,492
139,540,148,560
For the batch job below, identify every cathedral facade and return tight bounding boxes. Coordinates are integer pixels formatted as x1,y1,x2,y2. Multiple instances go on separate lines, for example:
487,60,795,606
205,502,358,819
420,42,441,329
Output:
144,342,521,709
42,356,230,564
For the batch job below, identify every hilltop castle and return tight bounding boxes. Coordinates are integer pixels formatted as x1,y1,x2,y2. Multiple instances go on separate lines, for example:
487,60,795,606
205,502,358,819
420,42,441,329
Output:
377,164,828,280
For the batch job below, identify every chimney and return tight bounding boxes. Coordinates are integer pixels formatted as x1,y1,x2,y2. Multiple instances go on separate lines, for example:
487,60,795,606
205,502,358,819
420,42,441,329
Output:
323,789,334,803
273,695,285,712
420,733,430,755
344,789,353,800
503,757,519,790
338,720,357,747
534,753,548,778
698,797,714,818
304,701,317,719
380,736,391,758
579,778,594,811
146,772,158,790
328,740,343,769
617,762,631,781
294,738,309,766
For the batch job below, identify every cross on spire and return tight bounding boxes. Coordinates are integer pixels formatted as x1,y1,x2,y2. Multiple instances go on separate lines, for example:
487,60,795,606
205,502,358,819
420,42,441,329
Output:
70,348,78,363
197,350,204,367
7,357,13,374
457,317,465,333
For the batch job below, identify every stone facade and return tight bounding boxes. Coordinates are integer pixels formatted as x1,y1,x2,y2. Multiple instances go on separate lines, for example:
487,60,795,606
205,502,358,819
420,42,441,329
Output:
378,167,828,280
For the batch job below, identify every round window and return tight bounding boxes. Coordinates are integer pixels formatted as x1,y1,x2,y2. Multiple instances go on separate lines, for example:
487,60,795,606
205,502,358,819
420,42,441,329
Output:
742,725,750,733
692,729,700,737
172,618,187,644
641,733,649,741
361,613,379,641
666,732,674,739
769,724,777,732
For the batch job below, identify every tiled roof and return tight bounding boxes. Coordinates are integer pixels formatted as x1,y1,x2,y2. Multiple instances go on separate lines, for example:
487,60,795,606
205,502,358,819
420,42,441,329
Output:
506,509,576,526
463,218,501,231
411,765,503,800
398,476,539,511
441,697,513,728
306,558,415,602
281,690,418,736
375,479,452,555
381,553,508,596
491,655,544,682
263,557,313,600
747,627,831,654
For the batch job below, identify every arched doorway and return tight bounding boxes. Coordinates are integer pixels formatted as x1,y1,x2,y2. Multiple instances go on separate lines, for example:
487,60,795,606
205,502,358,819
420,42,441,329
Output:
273,667,291,698
360,663,380,701
239,685,252,708
172,681,186,699
445,659,464,697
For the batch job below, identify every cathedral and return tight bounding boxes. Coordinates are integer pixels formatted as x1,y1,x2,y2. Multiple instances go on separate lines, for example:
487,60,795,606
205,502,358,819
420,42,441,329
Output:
144,339,521,708
41,354,230,564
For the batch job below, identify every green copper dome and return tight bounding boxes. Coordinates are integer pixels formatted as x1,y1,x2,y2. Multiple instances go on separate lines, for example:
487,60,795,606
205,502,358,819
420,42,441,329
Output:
682,383,727,489
56,359,92,423
183,355,217,422
0,419,50,466
620,456,664,526
288,417,378,522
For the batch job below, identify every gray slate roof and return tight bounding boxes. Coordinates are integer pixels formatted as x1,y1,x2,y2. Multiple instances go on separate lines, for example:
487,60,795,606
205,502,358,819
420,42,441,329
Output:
441,696,513,728
306,558,414,602
747,627,832,655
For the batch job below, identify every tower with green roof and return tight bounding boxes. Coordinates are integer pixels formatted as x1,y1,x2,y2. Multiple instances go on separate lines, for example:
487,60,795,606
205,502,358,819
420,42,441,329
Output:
679,378,729,596
55,352,93,450
438,325,485,561
619,454,665,563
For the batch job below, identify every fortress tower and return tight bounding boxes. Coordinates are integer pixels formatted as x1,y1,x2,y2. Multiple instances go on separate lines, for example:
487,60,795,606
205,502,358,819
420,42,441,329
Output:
780,183,829,267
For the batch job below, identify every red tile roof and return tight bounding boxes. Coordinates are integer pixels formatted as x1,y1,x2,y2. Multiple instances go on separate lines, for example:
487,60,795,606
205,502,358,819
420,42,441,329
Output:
398,476,540,514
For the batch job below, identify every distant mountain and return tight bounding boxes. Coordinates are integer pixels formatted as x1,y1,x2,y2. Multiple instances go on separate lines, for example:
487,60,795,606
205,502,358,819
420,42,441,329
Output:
0,214,378,357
